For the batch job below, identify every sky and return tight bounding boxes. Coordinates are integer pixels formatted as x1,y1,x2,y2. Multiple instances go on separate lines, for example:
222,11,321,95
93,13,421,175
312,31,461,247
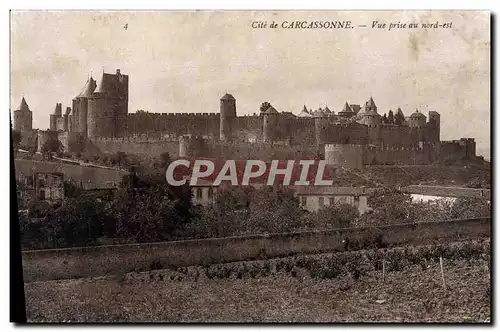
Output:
10,10,490,157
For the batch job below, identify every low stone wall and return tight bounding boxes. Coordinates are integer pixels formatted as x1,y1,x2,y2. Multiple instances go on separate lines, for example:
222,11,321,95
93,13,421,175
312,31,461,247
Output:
21,218,490,282
403,185,491,199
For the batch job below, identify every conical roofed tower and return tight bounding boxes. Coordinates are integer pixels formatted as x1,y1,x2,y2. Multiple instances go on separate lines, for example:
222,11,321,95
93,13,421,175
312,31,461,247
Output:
13,97,33,132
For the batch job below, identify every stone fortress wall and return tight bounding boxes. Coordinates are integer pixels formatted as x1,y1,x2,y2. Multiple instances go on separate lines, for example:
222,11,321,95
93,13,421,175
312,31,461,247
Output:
12,69,476,167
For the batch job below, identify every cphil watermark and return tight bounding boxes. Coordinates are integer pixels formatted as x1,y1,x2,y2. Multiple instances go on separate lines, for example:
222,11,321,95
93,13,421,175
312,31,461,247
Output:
165,159,333,186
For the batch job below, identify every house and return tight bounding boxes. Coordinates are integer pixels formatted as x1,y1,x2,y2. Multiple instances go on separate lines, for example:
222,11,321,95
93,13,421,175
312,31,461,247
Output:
292,186,374,214
189,176,374,214
16,172,64,208
191,179,219,206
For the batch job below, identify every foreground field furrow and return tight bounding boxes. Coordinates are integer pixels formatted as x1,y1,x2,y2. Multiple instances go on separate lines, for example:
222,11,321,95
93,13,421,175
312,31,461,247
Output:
25,240,490,322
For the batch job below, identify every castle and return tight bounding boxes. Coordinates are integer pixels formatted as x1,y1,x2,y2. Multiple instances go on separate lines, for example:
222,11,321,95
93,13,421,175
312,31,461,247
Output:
13,69,477,168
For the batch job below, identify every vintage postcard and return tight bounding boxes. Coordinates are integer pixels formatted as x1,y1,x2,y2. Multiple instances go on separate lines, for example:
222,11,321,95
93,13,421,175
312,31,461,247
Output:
10,10,491,323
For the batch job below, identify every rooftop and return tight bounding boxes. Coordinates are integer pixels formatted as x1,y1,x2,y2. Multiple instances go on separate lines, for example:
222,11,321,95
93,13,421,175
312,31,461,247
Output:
221,93,235,101
17,97,31,112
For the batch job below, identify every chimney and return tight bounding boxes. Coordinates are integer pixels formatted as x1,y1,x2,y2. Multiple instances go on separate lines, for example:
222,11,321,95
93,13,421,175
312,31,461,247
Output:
116,69,121,75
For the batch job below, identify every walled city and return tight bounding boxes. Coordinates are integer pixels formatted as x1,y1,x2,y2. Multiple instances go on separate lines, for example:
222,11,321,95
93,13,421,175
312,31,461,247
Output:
13,69,477,168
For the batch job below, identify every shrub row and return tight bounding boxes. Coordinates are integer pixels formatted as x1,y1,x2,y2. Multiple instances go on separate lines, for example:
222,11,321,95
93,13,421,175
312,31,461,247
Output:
124,239,490,283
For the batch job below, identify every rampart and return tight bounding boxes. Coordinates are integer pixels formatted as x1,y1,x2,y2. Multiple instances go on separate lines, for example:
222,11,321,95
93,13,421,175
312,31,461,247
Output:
325,143,434,167
21,218,490,282
18,129,37,150
185,140,318,160
127,112,220,137
57,131,85,154
14,159,128,187
90,136,180,157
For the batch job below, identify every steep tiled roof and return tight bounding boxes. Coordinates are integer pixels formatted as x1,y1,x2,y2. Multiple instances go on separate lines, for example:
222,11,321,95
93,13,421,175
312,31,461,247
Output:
297,106,312,117
410,109,426,118
77,77,97,98
340,102,353,113
365,96,377,109
17,97,30,112
265,106,278,114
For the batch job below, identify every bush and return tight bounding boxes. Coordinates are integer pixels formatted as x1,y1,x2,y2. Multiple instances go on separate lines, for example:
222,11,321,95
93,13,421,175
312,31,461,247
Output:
174,240,491,282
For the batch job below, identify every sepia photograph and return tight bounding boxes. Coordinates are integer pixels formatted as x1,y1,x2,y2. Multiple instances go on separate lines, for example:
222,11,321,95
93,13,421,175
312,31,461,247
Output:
10,10,491,323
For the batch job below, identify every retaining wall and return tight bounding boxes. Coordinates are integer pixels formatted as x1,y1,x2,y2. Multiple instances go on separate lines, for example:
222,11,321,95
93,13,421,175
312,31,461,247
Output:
21,218,490,282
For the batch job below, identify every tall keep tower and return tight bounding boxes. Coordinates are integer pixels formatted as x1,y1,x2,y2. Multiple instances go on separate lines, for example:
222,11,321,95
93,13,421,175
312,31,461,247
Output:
220,93,236,142
428,110,441,142
13,97,33,133
88,69,129,138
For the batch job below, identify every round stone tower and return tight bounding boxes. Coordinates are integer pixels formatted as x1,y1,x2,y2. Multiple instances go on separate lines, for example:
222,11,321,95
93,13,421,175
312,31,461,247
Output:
73,76,96,137
87,77,113,138
262,105,279,143
325,143,364,169
13,97,33,133
408,109,427,128
313,109,328,146
408,109,427,143
220,93,236,142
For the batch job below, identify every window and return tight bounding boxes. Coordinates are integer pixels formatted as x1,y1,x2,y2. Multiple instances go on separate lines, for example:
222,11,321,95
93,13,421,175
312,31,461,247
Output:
208,187,214,199
319,197,324,207
195,188,203,199
300,196,307,206
39,189,45,200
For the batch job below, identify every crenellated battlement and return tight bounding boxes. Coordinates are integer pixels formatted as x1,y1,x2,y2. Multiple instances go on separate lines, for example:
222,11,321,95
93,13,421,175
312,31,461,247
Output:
131,112,219,118
91,136,180,143
363,145,424,152
324,142,438,168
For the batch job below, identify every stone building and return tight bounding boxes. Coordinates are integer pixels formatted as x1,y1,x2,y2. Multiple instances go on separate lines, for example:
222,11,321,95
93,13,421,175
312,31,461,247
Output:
16,172,64,208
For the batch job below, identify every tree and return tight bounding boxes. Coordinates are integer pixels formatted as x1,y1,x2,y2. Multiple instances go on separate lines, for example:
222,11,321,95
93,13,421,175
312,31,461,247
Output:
382,114,388,124
394,110,405,126
114,168,195,241
109,186,181,242
113,151,127,168
159,152,171,168
247,187,305,233
448,197,491,220
64,181,82,198
305,202,360,229
365,188,414,225
47,196,111,248
27,200,54,219
188,187,253,238
41,136,63,160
